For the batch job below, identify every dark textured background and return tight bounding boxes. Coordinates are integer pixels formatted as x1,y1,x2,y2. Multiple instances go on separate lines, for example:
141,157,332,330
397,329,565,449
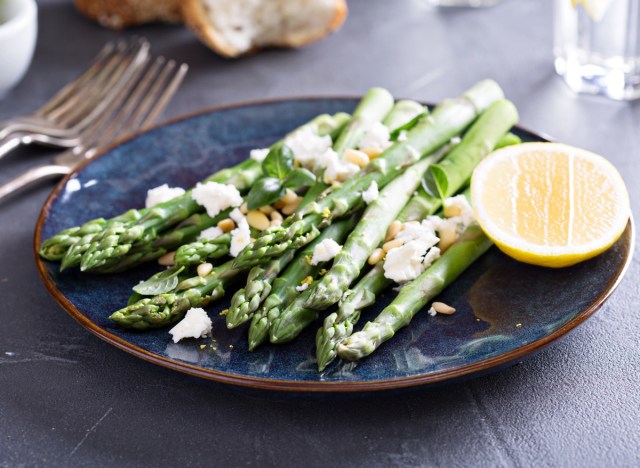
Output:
1,0,638,466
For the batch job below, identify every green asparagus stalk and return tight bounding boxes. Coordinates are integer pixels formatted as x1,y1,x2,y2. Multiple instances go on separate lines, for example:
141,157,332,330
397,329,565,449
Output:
269,156,438,344
232,80,505,270
337,225,492,361
331,87,394,155
109,259,242,329
248,215,358,350
225,249,296,329
423,100,519,200
92,212,229,273
56,113,349,272
173,233,231,267
315,106,520,370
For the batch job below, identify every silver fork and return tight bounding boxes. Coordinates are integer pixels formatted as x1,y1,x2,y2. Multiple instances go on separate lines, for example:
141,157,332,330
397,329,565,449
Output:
0,38,150,159
0,57,188,203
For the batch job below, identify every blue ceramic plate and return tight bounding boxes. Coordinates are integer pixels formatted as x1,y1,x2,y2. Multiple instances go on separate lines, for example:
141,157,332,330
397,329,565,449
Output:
35,98,634,393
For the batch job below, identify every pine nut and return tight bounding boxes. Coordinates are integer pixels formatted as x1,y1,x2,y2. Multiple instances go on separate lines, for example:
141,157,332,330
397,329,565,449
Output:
438,223,458,252
281,188,298,205
444,203,462,218
281,198,301,215
432,302,456,315
197,262,213,277
385,220,403,242
273,199,286,209
259,205,274,214
345,148,370,168
240,202,249,214
270,210,283,222
368,248,385,265
158,251,175,266
382,239,404,252
247,210,270,231
217,218,235,233
361,146,382,160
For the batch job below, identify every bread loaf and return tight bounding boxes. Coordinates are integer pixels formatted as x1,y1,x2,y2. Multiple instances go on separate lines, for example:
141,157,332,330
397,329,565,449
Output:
74,0,347,58
182,0,348,58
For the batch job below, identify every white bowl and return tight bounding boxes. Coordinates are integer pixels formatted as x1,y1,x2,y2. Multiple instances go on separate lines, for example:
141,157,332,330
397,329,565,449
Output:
0,0,37,98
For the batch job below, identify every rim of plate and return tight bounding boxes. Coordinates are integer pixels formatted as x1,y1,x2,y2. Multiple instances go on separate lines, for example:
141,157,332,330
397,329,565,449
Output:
33,96,635,393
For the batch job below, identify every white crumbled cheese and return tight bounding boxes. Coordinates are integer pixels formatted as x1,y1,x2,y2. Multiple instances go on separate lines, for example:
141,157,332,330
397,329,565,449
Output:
359,121,392,151
230,207,245,224
427,306,437,317
284,125,333,170
397,130,408,142
362,181,379,204
198,226,224,241
321,149,361,183
311,238,342,265
443,195,476,228
383,218,441,284
145,184,185,208
295,282,310,292
168,308,212,343
229,218,251,257
250,148,270,162
395,220,438,244
192,182,243,218
383,240,440,283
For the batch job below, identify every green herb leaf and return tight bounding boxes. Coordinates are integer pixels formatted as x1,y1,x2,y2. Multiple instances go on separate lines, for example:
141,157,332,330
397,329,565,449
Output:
133,266,185,295
283,168,316,189
262,144,294,180
389,111,428,141
246,177,285,210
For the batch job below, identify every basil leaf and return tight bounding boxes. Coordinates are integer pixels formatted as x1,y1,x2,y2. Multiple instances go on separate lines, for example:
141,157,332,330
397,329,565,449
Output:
283,168,316,189
246,177,285,210
389,111,428,141
133,266,185,295
262,144,294,180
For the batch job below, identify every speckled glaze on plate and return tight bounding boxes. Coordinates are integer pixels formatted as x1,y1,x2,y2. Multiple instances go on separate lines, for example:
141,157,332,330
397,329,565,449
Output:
34,98,634,393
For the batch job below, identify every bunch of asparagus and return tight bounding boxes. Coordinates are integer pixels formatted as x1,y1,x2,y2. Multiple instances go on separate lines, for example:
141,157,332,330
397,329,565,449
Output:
40,80,519,371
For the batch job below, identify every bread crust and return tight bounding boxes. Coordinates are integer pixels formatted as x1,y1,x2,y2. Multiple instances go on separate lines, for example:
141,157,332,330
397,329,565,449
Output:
182,0,348,58
75,0,182,30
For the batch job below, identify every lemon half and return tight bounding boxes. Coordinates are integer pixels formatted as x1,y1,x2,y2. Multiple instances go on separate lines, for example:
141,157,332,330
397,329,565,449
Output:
470,142,630,268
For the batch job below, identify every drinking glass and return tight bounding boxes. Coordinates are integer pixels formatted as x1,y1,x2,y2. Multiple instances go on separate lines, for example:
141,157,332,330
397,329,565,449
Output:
554,0,640,100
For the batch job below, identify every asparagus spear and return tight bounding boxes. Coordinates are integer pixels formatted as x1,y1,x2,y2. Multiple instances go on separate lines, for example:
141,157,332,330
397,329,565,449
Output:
248,216,358,350
232,80,505,270
423,100,519,200
269,156,438,344
337,225,492,361
56,113,349,272
315,104,519,370
109,259,242,329
225,249,296,329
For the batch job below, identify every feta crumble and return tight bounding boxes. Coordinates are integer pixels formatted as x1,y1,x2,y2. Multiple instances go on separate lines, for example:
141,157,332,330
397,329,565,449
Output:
427,306,437,317
192,182,243,218
383,240,441,283
145,184,185,208
198,226,224,241
229,207,246,224
229,218,251,257
359,121,392,152
284,125,333,171
295,282,310,292
397,130,408,142
311,239,342,265
168,308,212,343
321,149,360,183
362,181,379,204
250,148,270,162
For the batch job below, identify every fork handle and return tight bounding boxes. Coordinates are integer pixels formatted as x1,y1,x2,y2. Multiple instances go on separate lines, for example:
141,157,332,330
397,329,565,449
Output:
0,133,23,160
0,164,71,203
